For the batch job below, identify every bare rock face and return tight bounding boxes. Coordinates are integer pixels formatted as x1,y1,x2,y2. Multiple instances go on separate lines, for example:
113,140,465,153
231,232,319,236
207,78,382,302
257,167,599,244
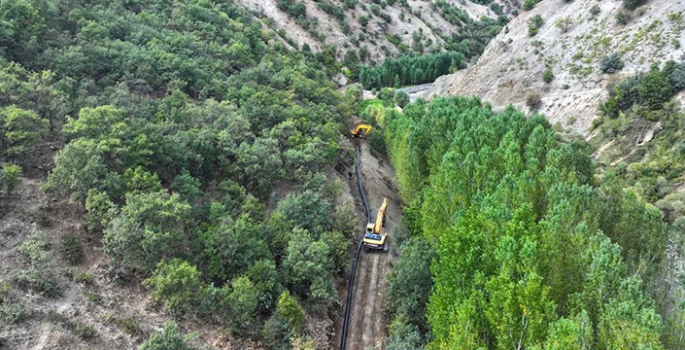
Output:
236,0,513,63
426,0,685,134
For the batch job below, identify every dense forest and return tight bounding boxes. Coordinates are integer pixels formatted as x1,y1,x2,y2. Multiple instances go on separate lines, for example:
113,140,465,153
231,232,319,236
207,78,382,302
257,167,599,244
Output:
3,0,684,349
0,0,361,348
379,97,683,349
359,0,508,89
359,52,466,89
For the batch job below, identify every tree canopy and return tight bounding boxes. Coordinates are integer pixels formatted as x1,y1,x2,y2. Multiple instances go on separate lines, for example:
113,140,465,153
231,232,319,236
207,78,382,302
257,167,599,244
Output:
382,97,670,349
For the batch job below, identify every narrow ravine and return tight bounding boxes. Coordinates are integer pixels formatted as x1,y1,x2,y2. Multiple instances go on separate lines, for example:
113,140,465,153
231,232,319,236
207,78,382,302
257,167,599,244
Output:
339,141,403,350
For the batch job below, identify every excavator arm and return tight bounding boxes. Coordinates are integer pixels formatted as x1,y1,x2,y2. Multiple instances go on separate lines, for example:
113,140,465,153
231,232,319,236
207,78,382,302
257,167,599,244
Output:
350,124,372,138
374,198,387,234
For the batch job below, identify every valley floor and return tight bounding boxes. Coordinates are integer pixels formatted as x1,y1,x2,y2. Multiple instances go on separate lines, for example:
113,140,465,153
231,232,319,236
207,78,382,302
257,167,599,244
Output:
335,141,403,350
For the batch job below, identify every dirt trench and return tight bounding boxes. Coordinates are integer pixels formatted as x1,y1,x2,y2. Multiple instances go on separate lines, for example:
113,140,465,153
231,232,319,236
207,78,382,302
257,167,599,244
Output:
336,141,403,350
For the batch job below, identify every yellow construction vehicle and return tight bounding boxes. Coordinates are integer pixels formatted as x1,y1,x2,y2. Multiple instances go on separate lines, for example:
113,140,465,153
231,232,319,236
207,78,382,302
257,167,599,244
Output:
350,124,372,138
363,198,388,251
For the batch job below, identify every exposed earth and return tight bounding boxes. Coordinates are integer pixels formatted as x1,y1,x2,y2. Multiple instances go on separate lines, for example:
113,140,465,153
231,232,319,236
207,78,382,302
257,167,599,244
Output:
337,141,403,350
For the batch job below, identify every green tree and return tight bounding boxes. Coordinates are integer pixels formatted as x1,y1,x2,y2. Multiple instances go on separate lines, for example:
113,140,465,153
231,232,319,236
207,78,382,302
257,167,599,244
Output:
544,311,593,350
275,190,331,237
385,318,424,350
103,191,192,269
45,139,108,202
321,231,350,274
144,259,203,312
0,105,46,159
203,214,270,282
222,276,259,337
0,163,21,194
276,290,305,332
386,238,434,332
638,64,673,109
246,259,282,313
281,228,334,302
394,90,410,108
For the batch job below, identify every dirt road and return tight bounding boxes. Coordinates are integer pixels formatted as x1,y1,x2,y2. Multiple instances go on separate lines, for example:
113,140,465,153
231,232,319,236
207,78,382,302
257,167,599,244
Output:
340,141,403,350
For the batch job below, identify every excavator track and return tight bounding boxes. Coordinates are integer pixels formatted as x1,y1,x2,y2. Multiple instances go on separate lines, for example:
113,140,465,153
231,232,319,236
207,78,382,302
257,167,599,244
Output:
340,142,371,350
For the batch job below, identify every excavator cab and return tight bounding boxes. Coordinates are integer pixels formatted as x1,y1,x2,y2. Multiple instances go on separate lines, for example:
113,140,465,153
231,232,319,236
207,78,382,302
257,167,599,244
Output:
350,123,372,138
363,198,388,251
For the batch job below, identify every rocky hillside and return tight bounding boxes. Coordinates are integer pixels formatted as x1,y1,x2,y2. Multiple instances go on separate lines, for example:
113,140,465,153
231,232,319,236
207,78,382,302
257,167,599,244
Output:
427,0,685,133
239,0,516,65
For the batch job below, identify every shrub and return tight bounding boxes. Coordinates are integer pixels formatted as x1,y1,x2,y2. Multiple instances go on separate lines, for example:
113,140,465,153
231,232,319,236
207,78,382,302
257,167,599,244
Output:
262,314,294,350
370,4,381,16
18,229,52,266
59,232,83,264
624,0,647,10
0,163,21,195
66,269,94,284
600,53,625,74
615,12,628,25
75,322,97,340
87,292,101,303
0,282,25,324
118,316,143,336
394,90,410,108
638,65,673,109
543,67,554,83
555,17,573,33
523,0,537,11
1,302,24,323
11,269,61,297
528,15,544,37
590,5,601,16
526,93,542,109
139,322,195,350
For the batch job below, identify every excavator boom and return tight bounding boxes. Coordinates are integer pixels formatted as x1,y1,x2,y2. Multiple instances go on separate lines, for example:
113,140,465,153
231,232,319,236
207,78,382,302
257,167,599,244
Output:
350,124,372,138
374,198,387,233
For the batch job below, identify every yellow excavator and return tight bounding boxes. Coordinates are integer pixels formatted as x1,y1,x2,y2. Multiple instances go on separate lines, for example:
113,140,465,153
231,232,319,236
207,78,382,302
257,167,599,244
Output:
363,198,388,251
350,124,372,138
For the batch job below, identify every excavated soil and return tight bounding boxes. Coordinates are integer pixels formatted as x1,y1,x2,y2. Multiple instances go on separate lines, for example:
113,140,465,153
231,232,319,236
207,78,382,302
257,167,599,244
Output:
334,141,402,350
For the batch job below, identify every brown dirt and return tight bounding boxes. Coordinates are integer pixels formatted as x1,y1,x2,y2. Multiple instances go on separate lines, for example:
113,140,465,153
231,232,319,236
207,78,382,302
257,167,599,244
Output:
236,0,511,63
335,141,402,350
0,178,260,350
426,0,685,135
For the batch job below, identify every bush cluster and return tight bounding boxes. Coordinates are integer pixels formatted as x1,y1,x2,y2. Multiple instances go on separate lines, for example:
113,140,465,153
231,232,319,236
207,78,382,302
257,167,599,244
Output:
600,53,625,74
528,15,544,37
0,164,21,195
0,0,361,348
59,232,83,265
360,52,465,89
624,0,647,10
600,61,685,118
